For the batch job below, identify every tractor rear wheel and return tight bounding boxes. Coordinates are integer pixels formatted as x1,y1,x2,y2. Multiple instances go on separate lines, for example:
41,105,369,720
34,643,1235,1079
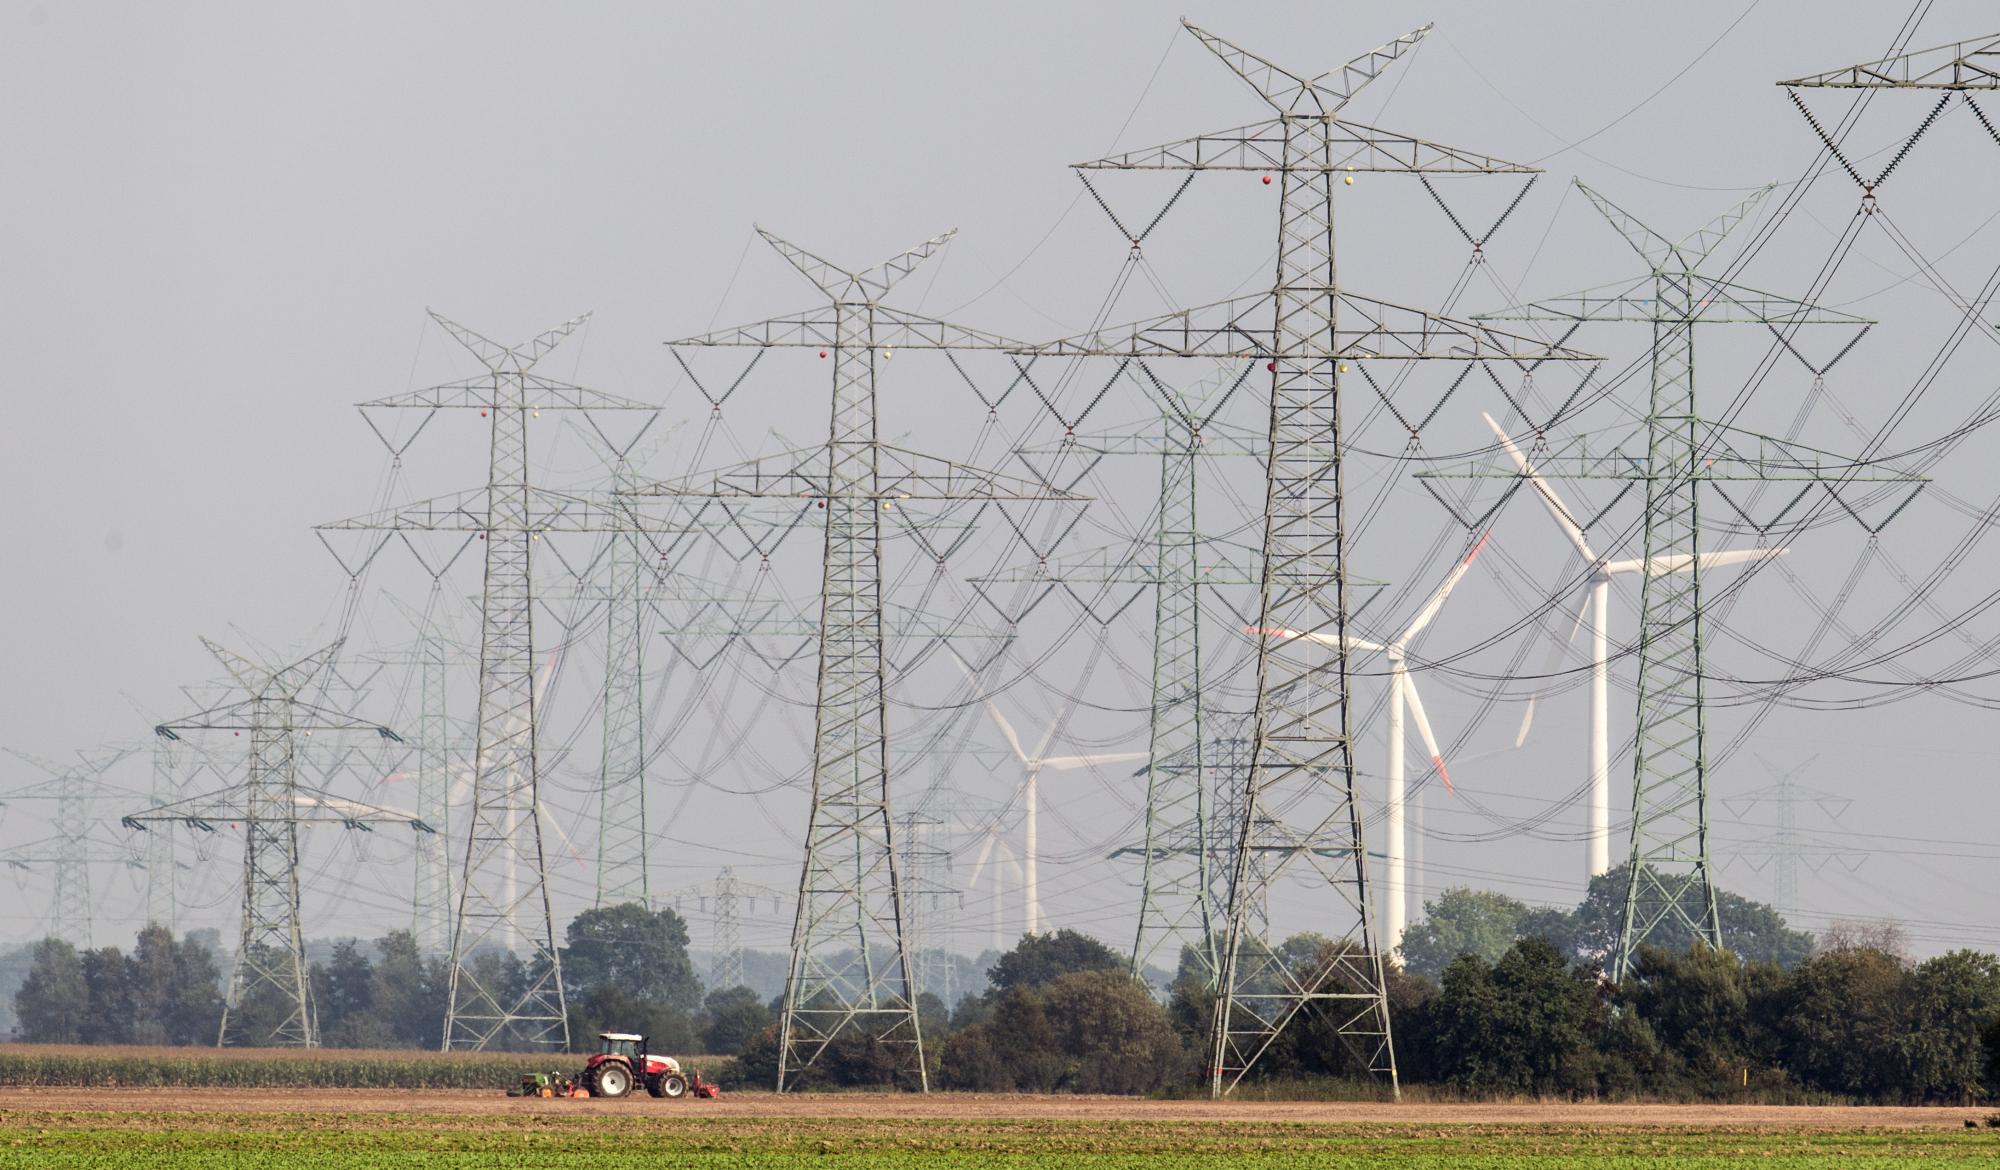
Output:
589,1062,633,1098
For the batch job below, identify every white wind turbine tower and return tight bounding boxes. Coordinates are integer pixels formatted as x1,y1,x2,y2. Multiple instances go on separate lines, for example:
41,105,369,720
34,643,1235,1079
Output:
964,826,1024,953
1483,411,1785,880
975,700,1146,939
1251,531,1489,951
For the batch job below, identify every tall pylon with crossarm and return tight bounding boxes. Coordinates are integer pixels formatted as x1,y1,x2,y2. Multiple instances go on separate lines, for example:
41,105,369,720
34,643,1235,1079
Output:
987,382,1266,986
1470,180,1894,979
634,228,1075,1091
317,312,658,1050
130,638,413,1047
1023,20,1594,1096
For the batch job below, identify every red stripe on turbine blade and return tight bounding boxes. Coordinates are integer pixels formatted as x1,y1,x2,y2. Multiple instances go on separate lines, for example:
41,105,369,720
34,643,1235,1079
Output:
1434,756,1453,794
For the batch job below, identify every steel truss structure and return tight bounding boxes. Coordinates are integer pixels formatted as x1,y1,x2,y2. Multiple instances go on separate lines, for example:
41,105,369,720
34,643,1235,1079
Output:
1023,20,1592,1097
318,312,658,1050
1,746,134,946
994,402,1265,987
1463,180,1923,979
636,228,1075,1091
128,639,416,1047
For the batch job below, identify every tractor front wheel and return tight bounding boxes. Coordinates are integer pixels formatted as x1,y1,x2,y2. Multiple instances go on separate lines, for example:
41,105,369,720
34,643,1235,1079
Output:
589,1062,633,1098
653,1073,687,1099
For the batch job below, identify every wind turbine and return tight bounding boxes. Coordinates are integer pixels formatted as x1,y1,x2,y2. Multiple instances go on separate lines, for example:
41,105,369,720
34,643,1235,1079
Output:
1482,411,1786,880
1250,530,1489,950
973,700,1146,939
964,827,1024,953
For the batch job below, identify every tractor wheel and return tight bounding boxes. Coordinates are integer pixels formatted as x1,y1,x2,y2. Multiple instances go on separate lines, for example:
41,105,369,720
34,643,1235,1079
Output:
589,1062,633,1099
657,1074,688,1099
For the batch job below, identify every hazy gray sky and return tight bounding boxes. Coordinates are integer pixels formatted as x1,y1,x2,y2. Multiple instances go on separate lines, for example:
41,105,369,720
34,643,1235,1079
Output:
4,1,1997,962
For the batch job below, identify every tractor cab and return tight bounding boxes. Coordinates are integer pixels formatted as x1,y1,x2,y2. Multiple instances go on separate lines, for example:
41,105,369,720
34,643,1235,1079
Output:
599,1032,644,1063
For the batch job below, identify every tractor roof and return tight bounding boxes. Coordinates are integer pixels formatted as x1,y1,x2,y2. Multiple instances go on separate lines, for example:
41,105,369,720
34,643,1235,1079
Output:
600,1032,644,1041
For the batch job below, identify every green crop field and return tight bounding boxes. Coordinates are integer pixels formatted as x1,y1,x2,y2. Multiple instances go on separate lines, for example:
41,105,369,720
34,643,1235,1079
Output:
1,1112,1995,1169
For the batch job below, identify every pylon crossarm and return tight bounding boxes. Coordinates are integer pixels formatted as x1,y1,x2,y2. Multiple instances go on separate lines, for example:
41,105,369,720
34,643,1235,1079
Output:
1076,117,1535,174
1012,421,1266,457
1418,423,1925,485
1181,18,1431,115
971,538,1268,586
757,225,957,302
426,309,592,374
317,486,664,533
1781,33,2000,88
358,375,656,413
669,305,1030,351
122,786,435,832
1474,275,1875,325
1022,291,1597,361
630,443,1083,502
153,700,399,739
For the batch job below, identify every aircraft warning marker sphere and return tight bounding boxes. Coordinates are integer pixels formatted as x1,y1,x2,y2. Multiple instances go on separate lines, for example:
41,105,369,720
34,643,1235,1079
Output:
1261,175,1272,184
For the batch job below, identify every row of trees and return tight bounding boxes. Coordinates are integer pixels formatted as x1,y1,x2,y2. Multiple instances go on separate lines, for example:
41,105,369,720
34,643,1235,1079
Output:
15,880,2000,1102
10,903,772,1056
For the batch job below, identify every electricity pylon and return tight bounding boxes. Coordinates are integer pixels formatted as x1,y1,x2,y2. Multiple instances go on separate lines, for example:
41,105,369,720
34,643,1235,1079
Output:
669,867,785,991
1024,19,1591,1097
317,311,658,1050
635,227,1074,1091
986,398,1265,986
1464,180,1919,979
368,593,469,955
128,638,415,1047
598,454,651,909
1723,755,1857,912
1,746,134,946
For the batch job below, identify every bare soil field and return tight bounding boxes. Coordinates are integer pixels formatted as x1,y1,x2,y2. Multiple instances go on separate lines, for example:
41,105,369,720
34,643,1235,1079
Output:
0,1086,1984,1129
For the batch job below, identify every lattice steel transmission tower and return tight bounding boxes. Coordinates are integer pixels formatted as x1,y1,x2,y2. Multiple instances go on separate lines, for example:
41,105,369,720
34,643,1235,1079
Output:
129,638,416,1047
637,227,1072,1091
1027,20,1590,1096
988,400,1265,986
1466,180,1920,979
598,448,655,910
318,311,658,1050
144,735,185,930
1723,755,1857,913
368,596,466,955
2,747,133,946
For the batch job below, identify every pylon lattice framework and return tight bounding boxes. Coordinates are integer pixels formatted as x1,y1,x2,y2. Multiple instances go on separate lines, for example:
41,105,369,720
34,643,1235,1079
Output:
317,312,658,1050
993,396,1266,986
634,228,1076,1091
1462,180,1923,978
1020,19,1596,1097
130,638,416,1047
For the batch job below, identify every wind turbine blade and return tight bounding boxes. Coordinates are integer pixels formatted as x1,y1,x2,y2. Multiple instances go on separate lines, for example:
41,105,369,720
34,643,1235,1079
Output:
1244,626,1385,652
983,702,1032,765
1694,547,1789,570
1602,546,1787,577
943,651,1034,764
535,798,589,870
1516,590,1591,748
1400,530,1492,643
967,831,998,891
1038,751,1150,772
1482,412,1597,563
1401,675,1452,794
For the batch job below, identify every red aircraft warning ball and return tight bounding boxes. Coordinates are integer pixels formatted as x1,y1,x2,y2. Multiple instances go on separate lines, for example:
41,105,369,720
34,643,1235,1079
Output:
1262,175,1272,185
819,350,828,358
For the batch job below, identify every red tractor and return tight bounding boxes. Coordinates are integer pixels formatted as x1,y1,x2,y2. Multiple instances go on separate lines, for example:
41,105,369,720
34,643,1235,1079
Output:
582,1032,688,1099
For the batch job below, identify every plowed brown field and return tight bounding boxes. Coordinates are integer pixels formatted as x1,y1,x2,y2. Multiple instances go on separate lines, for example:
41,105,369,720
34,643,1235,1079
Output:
0,1086,1982,1128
